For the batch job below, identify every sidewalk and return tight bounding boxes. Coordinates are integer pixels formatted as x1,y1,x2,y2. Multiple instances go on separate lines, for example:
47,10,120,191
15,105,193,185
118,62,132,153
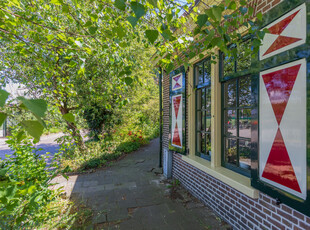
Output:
52,138,231,229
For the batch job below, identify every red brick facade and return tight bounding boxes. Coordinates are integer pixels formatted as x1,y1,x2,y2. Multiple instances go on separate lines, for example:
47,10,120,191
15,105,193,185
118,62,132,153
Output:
161,1,310,229
172,153,310,230
255,0,282,13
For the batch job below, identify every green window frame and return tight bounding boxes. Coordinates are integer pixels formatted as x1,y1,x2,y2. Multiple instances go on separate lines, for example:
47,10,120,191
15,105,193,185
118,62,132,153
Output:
222,75,253,177
220,40,256,177
194,57,211,160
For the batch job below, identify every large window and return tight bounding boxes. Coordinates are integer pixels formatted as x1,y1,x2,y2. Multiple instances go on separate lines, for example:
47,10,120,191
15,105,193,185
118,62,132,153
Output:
221,40,254,177
222,76,253,176
194,58,211,160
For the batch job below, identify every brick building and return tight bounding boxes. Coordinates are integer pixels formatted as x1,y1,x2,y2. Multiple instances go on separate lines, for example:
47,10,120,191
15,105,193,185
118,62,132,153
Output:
160,0,310,229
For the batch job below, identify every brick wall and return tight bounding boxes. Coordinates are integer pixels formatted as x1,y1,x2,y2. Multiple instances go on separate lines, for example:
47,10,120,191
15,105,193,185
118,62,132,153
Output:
160,0,310,229
172,153,310,230
255,0,282,14
163,71,170,162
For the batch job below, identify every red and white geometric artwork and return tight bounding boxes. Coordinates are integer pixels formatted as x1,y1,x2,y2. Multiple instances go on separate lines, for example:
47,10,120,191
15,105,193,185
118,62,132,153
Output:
172,73,182,91
259,59,307,200
259,4,306,60
171,94,182,148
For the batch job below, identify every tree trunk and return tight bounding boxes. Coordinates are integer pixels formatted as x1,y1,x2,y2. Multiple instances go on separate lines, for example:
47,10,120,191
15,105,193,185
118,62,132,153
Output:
59,106,85,151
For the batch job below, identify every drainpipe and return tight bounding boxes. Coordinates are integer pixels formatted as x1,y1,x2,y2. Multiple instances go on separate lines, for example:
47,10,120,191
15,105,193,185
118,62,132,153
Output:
159,67,163,168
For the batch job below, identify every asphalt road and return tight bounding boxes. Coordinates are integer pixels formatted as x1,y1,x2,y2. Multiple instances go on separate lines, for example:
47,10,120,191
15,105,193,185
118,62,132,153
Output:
0,133,62,166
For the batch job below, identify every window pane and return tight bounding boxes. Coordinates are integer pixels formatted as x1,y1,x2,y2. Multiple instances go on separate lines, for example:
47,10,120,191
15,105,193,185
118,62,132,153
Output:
197,132,202,153
196,63,203,85
225,138,237,166
204,60,211,85
239,109,251,139
206,117,211,133
224,80,237,107
239,139,251,170
237,40,252,72
197,89,202,110
197,111,202,131
239,76,252,107
224,110,237,137
206,133,211,156
205,88,211,112
198,132,206,153
201,88,206,110
223,54,235,76
195,58,212,161
201,111,206,132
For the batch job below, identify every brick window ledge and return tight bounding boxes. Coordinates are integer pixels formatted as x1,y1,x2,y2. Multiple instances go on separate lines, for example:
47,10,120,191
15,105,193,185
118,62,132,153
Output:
181,155,259,199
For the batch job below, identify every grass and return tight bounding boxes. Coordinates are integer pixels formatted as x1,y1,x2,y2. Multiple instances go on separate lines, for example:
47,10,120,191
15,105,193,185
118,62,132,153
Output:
37,195,93,229
36,197,76,229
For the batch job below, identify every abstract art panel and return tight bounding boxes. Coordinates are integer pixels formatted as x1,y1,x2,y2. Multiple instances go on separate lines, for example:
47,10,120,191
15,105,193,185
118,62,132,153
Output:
172,73,183,91
259,59,307,200
259,3,306,60
171,94,182,148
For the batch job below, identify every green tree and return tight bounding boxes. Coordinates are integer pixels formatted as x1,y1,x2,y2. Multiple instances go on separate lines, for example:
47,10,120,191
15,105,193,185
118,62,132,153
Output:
0,0,265,147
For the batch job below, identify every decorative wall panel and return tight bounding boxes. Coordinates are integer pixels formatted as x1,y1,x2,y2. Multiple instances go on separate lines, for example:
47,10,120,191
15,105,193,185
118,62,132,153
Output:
171,95,182,148
252,0,310,216
259,59,307,200
169,66,186,154
172,73,183,91
259,3,306,61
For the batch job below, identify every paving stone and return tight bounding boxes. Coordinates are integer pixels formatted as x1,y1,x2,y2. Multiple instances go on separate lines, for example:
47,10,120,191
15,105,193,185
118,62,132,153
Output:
185,201,205,209
153,168,163,174
106,207,129,222
52,138,230,229
92,212,107,224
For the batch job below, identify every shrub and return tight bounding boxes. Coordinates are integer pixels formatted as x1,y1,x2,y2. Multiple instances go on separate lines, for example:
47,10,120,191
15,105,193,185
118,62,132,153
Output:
116,141,140,153
0,131,75,229
83,102,112,140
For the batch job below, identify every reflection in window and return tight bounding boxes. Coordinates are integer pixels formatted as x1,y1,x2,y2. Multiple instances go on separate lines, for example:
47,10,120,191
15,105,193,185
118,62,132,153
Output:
224,55,235,76
224,80,237,107
222,75,253,176
239,77,251,107
195,58,212,160
237,40,252,72
239,140,251,170
239,109,251,139
204,60,211,85
222,39,252,78
225,138,237,166
224,110,237,137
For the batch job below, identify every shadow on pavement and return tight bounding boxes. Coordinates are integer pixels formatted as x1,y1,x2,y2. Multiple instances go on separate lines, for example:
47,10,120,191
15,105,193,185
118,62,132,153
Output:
52,138,231,230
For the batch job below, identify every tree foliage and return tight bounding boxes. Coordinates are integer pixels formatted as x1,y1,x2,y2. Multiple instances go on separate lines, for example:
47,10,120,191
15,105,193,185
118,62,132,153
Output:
0,0,265,144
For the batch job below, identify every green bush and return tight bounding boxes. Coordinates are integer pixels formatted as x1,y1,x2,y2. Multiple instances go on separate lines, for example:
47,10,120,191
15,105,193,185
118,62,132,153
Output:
0,131,75,229
81,158,104,170
83,102,112,140
116,141,141,153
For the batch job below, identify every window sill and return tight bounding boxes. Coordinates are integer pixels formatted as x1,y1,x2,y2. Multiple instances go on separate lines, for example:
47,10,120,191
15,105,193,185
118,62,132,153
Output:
181,155,259,199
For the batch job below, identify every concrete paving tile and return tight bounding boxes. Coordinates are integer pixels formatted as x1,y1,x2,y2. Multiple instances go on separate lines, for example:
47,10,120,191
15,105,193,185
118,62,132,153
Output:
56,138,230,229
87,190,117,209
117,218,147,230
106,207,129,222
97,176,115,185
92,201,117,213
92,212,107,224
